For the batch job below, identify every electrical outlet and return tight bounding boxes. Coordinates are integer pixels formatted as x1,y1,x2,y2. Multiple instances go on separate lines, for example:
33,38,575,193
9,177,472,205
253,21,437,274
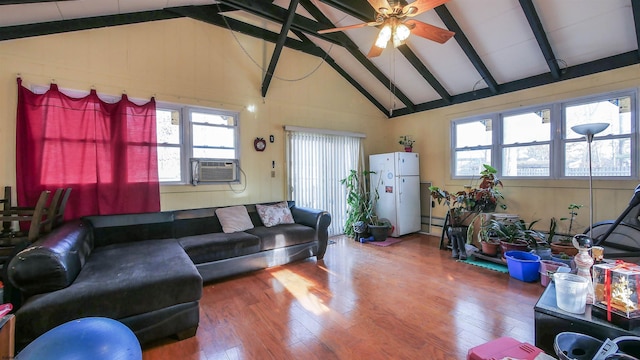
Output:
271,170,275,178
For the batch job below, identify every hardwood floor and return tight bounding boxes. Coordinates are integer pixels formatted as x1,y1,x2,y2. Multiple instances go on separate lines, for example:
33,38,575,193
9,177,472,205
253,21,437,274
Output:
142,234,545,359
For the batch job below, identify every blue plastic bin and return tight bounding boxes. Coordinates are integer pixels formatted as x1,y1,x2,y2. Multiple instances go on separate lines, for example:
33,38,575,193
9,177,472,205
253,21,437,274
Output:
504,250,541,282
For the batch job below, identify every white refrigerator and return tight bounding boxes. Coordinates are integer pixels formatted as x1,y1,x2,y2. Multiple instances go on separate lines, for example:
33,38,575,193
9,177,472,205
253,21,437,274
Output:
369,152,421,237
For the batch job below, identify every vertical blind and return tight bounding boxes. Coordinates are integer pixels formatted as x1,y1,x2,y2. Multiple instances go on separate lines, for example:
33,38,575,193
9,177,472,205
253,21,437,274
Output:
286,129,363,236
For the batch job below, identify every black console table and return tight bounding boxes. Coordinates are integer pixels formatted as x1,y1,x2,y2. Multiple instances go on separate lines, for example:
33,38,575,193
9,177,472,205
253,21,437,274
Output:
534,281,640,354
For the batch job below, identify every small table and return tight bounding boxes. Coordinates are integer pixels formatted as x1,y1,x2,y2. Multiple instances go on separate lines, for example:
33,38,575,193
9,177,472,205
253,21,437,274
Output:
534,281,640,354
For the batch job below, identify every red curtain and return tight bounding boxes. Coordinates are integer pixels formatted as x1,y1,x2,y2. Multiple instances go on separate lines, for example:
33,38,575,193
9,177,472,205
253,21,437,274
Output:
16,78,160,219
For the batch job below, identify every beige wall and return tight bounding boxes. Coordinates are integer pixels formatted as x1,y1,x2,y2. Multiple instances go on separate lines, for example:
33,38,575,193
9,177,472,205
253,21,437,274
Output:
0,18,387,210
1,17,639,234
397,64,640,234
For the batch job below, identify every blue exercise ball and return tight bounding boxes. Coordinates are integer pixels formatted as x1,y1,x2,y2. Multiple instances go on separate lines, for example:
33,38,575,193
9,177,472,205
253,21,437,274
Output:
16,317,142,360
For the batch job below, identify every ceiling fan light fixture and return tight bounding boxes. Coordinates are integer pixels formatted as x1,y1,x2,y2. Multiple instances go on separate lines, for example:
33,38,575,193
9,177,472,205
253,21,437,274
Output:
375,24,392,48
392,23,410,48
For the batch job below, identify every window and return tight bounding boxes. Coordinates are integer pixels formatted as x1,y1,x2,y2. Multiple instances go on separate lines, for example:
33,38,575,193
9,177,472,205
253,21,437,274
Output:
564,96,633,177
451,90,636,179
452,118,493,176
156,105,239,183
502,109,551,177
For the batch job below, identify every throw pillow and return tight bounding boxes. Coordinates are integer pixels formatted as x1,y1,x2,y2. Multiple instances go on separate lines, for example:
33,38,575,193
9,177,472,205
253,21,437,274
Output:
256,201,295,227
215,206,254,233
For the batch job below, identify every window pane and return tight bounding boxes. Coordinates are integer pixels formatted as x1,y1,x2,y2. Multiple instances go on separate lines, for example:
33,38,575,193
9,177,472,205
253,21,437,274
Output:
192,112,236,126
192,125,235,148
502,145,550,176
503,110,550,144
454,149,491,176
157,146,181,182
156,110,180,144
565,138,631,177
455,120,492,147
194,148,236,159
565,96,631,139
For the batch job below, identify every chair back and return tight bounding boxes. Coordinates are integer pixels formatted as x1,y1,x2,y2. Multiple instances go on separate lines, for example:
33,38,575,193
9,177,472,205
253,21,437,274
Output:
26,190,51,243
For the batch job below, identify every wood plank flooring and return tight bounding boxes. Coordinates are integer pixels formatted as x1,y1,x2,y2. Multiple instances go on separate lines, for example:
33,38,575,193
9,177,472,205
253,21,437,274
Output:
142,234,545,359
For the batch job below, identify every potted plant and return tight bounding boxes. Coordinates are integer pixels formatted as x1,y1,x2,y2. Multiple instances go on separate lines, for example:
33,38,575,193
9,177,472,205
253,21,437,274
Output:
340,169,390,241
520,219,552,260
398,135,415,152
430,164,509,259
489,218,530,254
476,215,500,256
549,203,583,257
469,164,507,213
340,169,375,238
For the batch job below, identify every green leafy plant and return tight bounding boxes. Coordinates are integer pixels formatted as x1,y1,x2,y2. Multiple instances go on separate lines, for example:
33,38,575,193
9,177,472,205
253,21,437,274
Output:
551,203,583,244
398,135,415,148
340,169,384,237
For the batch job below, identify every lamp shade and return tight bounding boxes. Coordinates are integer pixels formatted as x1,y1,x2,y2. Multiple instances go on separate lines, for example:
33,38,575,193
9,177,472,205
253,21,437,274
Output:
571,123,609,136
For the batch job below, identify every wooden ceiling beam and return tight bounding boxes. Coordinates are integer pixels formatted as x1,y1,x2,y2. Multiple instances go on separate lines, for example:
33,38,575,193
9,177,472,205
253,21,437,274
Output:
390,50,640,117
261,0,300,98
632,0,640,60
0,9,182,41
518,0,561,79
434,5,499,94
167,6,325,58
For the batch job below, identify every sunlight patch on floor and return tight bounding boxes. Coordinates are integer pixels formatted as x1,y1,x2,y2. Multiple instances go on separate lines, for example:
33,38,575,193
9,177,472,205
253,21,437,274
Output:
269,268,330,316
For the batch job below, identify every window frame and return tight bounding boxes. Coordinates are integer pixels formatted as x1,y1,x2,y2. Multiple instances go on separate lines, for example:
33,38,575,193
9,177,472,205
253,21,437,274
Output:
156,102,240,185
451,88,638,180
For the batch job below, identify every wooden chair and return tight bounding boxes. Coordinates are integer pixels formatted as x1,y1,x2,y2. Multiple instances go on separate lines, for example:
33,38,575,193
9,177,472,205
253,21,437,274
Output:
1,187,11,234
0,190,51,246
46,188,71,232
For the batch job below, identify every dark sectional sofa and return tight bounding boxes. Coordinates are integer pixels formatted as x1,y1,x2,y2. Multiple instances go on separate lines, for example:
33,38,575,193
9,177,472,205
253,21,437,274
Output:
6,201,331,349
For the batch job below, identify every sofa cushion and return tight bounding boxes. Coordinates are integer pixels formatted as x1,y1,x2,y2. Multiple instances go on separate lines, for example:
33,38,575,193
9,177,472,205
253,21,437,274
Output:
84,212,174,247
14,238,202,345
178,232,261,264
246,224,316,251
256,202,295,227
215,206,254,233
172,208,222,238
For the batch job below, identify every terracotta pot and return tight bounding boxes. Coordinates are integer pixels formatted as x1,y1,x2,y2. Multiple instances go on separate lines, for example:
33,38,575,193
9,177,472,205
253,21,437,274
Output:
481,240,500,256
550,242,578,257
499,240,529,254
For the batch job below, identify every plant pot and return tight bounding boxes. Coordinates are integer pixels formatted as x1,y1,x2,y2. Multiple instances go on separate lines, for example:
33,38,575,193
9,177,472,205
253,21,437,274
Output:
530,246,552,261
404,146,412,152
551,254,574,270
550,242,578,257
539,260,570,287
369,224,390,241
481,240,500,256
499,239,528,254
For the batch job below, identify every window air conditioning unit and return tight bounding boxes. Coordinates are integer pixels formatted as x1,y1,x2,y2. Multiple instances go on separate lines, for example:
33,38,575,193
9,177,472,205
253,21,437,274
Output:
190,158,238,184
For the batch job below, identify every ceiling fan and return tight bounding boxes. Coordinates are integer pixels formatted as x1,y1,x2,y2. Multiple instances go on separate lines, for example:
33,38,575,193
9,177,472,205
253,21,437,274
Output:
318,0,455,58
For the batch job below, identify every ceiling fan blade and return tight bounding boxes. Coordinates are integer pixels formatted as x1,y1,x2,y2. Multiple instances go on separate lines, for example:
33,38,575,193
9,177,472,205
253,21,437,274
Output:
367,0,393,15
405,19,454,44
318,21,381,34
367,43,385,58
403,0,450,17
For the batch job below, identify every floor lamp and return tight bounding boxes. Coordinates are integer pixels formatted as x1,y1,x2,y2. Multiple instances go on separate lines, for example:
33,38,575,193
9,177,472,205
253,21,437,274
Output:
571,122,608,305
571,122,609,237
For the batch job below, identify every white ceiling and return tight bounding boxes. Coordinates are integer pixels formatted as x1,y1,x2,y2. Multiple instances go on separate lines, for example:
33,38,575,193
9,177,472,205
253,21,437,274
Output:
0,0,637,117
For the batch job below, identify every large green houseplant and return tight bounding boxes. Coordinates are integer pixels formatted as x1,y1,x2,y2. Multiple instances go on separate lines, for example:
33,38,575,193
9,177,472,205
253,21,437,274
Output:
340,169,389,239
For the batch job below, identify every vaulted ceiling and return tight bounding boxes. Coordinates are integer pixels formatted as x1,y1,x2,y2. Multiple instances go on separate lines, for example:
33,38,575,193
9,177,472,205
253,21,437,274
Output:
1,0,638,118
